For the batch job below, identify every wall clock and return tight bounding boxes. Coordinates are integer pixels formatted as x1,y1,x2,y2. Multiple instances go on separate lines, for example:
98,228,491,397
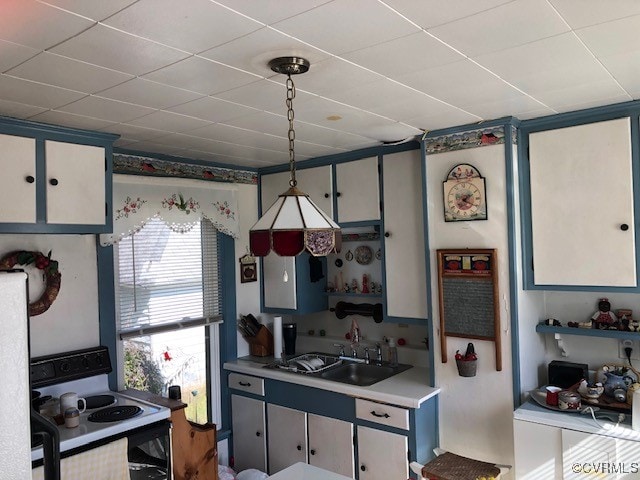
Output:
442,163,487,222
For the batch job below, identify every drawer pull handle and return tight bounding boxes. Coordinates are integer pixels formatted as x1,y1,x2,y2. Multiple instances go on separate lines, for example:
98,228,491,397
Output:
25,175,35,184
621,223,630,231
310,449,316,456
360,465,366,472
256,431,261,437
370,410,390,418
239,381,251,387
49,178,59,186
297,445,302,451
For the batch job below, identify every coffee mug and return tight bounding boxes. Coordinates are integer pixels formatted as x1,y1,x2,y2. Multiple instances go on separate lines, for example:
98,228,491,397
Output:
39,397,60,417
546,386,562,406
60,392,86,414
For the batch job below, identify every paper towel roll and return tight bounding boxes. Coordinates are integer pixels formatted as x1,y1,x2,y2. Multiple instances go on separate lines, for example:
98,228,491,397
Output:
274,316,283,359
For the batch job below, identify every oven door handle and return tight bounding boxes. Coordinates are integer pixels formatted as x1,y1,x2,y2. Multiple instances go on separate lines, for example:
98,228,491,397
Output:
31,410,61,480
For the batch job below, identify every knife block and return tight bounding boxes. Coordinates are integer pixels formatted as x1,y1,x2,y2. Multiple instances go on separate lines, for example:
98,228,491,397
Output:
249,325,274,357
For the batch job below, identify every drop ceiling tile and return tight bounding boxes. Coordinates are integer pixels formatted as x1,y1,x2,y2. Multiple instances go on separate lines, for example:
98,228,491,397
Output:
577,14,640,58
127,110,212,133
98,78,203,109
51,24,190,76
534,79,630,110
272,0,419,55
0,75,85,109
0,99,48,118
215,80,292,113
513,107,557,120
548,0,640,29
168,96,259,123
293,141,346,158
599,50,640,97
403,109,486,132
0,40,39,73
223,111,286,137
58,96,155,123
555,93,633,113
104,0,262,54
99,123,168,142
187,123,288,152
397,59,523,107
291,122,375,148
474,33,604,82
428,0,570,57
294,57,384,96
214,0,332,25
185,149,272,168
6,52,134,94
38,0,139,21
119,140,188,156
0,0,94,50
28,110,118,131
199,27,330,77
382,0,515,29
342,32,464,78
143,133,224,150
142,56,260,95
462,94,549,119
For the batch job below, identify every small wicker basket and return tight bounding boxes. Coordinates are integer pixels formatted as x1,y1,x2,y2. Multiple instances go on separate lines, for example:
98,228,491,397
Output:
456,358,477,377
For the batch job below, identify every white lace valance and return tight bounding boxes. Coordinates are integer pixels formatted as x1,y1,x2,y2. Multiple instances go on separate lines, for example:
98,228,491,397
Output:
100,174,240,246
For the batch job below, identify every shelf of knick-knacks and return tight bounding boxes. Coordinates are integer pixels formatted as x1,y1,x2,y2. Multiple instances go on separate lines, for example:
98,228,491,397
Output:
536,323,640,340
325,292,383,299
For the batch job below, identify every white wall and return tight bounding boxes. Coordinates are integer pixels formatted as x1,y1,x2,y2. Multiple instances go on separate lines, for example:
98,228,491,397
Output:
0,234,99,357
234,183,261,357
426,144,515,472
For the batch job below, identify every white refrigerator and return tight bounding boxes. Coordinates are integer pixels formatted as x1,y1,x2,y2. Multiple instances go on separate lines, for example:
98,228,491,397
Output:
0,271,59,479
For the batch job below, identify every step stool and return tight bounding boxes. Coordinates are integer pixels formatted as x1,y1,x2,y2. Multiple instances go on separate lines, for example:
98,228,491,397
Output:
410,448,511,480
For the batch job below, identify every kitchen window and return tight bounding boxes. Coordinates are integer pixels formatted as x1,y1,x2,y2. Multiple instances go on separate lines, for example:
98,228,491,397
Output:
114,216,222,425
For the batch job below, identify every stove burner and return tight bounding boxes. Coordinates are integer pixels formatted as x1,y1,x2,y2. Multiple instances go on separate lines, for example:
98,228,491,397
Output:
88,405,142,423
84,394,116,409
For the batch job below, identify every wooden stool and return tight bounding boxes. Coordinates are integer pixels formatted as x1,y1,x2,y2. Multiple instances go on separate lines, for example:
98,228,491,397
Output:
122,389,218,480
410,449,510,480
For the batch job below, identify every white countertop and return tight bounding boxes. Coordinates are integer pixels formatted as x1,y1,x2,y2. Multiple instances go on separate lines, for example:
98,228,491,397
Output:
268,462,353,480
224,356,439,409
515,400,640,442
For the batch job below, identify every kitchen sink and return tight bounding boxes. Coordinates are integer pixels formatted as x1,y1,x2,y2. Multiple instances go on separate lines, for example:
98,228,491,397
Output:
263,352,412,387
320,362,411,386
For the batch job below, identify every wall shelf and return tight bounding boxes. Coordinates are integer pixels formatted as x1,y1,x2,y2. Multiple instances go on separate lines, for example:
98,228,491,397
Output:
536,324,640,340
325,292,383,299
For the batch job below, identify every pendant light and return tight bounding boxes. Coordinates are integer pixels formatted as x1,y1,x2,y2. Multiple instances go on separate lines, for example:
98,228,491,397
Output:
250,57,341,257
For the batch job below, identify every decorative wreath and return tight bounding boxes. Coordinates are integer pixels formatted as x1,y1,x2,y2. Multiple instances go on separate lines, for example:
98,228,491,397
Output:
0,250,61,316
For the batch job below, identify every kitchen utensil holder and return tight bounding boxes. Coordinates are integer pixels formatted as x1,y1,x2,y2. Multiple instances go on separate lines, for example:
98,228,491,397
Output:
248,325,274,357
456,358,477,377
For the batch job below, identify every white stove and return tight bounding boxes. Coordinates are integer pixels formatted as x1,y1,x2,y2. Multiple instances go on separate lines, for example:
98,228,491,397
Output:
30,347,170,463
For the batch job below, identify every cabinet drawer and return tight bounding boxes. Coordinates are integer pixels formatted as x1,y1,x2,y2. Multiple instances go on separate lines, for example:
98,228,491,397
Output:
355,398,409,430
229,373,264,396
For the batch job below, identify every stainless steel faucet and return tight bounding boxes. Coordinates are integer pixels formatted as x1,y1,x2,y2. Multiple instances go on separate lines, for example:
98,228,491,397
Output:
364,347,370,364
350,346,358,358
375,343,383,364
333,343,345,356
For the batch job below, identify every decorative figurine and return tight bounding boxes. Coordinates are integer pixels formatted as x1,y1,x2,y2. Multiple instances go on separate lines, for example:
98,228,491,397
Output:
591,298,618,329
351,279,359,293
361,274,370,294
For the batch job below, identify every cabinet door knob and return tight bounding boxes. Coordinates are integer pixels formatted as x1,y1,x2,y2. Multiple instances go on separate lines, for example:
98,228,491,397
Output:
25,175,35,184
360,465,366,472
336,192,342,197
297,445,302,451
324,193,329,198
384,232,391,238
49,178,59,186
310,449,316,455
256,431,261,437
621,224,630,231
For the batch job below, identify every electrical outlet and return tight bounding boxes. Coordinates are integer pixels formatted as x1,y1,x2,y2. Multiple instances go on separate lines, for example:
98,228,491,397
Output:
618,339,640,360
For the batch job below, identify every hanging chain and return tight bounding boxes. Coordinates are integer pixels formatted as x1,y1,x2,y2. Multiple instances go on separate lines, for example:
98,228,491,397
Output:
286,74,297,188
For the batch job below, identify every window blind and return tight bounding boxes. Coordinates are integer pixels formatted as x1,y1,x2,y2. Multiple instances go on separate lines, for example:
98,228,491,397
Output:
117,216,222,339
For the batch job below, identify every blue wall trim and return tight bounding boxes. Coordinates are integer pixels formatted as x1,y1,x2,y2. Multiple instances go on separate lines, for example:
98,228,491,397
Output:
220,233,237,432
0,115,119,144
423,116,518,139
96,240,118,390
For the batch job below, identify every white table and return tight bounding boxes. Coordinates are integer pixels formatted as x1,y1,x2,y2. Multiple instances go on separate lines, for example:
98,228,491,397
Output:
267,463,354,480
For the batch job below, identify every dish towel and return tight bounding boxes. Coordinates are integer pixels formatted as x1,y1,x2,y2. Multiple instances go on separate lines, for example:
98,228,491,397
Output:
32,437,130,480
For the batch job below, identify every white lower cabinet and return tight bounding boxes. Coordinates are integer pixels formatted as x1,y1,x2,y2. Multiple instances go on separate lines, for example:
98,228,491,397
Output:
514,419,640,479
356,425,408,480
231,394,267,473
267,404,355,477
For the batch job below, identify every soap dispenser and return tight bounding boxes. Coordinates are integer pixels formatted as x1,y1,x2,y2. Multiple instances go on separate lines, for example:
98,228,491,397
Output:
387,337,398,367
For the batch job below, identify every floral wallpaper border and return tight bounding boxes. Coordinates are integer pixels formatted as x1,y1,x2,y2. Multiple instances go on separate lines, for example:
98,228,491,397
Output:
424,126,506,154
113,153,258,185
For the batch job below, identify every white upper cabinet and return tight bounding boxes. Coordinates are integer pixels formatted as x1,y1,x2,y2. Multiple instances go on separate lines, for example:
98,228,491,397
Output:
45,140,105,225
528,117,636,287
336,157,380,223
382,150,427,319
0,134,36,223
